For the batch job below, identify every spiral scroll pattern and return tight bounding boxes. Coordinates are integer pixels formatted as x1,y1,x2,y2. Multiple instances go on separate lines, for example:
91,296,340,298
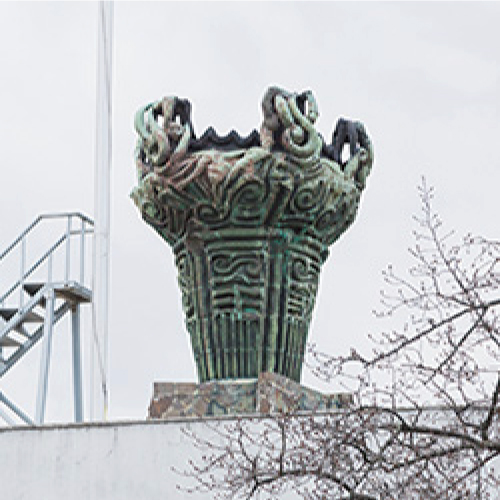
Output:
131,87,373,383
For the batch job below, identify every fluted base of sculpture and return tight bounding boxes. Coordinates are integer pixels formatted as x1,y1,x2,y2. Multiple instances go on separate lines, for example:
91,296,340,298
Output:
176,229,323,383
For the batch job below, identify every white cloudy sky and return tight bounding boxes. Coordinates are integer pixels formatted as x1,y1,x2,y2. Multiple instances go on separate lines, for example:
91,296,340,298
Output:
0,1,499,423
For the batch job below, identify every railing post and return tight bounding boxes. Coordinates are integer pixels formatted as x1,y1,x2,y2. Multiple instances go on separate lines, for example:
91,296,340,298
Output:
72,304,83,422
19,236,26,309
65,215,72,284
80,219,85,284
35,253,55,425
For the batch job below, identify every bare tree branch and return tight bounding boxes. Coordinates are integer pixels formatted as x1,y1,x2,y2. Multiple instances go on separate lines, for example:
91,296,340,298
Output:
181,179,500,499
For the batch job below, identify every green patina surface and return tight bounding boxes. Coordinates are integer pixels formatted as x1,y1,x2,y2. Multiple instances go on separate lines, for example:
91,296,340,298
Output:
131,87,373,383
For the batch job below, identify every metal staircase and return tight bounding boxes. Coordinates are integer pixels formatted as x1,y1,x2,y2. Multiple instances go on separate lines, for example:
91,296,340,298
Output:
0,213,93,426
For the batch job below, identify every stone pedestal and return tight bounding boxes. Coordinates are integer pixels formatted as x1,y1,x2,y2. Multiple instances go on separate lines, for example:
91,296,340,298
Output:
148,372,352,419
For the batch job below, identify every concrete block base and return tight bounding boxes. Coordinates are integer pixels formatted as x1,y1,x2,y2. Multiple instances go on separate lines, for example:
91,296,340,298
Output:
149,372,352,418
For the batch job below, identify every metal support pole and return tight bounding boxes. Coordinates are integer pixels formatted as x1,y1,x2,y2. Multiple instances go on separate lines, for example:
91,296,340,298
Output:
80,219,86,284
89,308,94,421
93,0,113,421
20,235,26,309
0,287,4,358
35,255,55,425
65,215,72,283
71,304,83,422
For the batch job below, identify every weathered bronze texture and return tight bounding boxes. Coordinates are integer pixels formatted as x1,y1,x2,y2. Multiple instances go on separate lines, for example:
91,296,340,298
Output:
132,87,373,383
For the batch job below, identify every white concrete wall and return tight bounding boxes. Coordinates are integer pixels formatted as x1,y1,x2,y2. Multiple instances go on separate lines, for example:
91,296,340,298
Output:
1,417,495,499
0,419,213,500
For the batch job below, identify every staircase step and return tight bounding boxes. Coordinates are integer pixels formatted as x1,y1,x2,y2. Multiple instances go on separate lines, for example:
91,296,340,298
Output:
23,283,45,297
0,336,21,348
24,282,92,305
54,283,92,304
13,325,31,338
23,283,47,308
0,308,43,323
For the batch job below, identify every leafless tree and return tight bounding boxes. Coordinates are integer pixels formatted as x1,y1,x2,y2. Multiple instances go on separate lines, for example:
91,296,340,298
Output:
181,179,499,499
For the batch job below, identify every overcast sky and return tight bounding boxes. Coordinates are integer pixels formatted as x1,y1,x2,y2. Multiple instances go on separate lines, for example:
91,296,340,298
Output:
0,2,499,423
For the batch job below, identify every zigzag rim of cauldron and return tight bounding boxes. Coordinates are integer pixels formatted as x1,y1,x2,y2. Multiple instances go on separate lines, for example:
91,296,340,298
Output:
188,127,261,152
187,125,338,162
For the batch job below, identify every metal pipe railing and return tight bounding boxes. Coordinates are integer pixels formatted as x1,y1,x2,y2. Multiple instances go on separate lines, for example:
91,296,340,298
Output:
19,236,26,309
0,216,42,262
65,216,72,284
0,234,66,304
80,220,86,283
0,212,94,262
0,213,94,307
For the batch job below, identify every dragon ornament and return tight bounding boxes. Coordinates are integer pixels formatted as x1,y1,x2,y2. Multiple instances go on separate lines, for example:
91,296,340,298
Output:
132,87,373,383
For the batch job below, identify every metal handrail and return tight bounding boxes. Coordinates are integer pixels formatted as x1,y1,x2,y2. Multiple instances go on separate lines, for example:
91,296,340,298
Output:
0,212,94,262
0,214,94,306
0,235,65,305
0,213,94,427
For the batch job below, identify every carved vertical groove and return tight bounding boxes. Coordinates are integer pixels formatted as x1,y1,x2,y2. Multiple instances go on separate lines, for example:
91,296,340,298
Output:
132,87,373,383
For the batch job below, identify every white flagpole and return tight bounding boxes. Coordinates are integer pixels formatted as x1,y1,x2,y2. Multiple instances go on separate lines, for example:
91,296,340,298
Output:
92,0,113,421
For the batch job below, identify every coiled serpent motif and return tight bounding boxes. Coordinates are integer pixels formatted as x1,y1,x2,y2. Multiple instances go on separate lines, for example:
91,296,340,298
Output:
131,87,373,382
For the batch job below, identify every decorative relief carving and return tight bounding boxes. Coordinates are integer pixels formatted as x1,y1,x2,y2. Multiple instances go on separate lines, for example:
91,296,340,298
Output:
132,87,373,383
